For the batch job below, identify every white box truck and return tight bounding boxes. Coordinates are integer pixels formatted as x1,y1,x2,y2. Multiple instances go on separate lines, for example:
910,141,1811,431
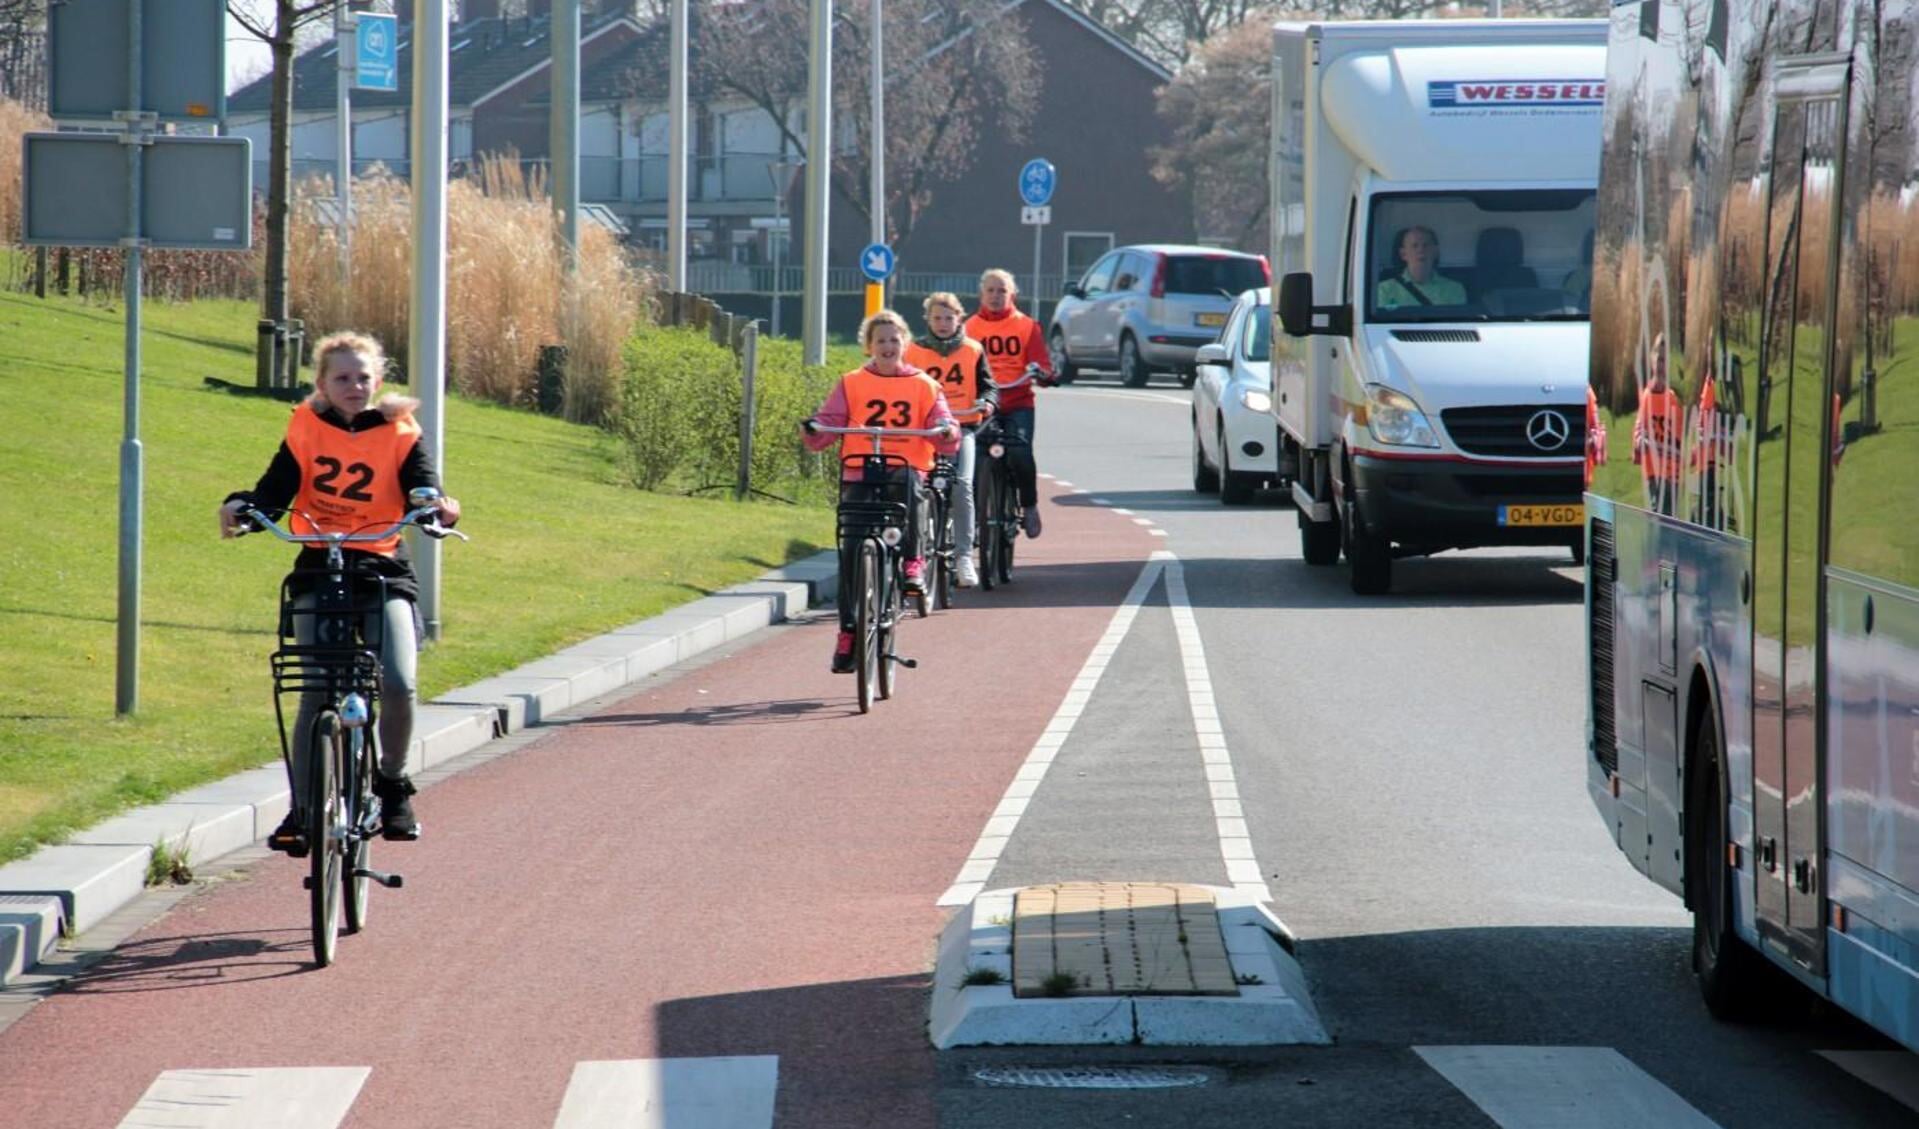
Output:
1270,19,1606,593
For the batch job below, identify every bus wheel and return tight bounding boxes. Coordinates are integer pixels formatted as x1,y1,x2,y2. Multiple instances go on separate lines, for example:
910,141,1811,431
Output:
1689,704,1769,1020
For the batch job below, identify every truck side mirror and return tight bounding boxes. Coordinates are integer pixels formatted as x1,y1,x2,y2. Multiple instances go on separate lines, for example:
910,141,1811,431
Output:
1278,273,1315,336
1278,271,1351,337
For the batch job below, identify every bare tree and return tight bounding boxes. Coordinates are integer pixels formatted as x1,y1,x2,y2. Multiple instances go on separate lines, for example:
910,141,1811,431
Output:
228,0,344,335
664,0,1040,248
0,0,46,109
1149,13,1270,250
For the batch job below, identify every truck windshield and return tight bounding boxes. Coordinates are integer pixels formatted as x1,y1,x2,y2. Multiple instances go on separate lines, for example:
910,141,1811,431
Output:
1366,189,1595,324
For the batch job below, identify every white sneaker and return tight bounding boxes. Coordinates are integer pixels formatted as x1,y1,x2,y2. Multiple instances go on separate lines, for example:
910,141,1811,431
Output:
1022,507,1043,539
955,557,979,587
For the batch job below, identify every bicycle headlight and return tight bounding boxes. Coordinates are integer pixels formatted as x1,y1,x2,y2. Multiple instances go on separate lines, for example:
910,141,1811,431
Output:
881,527,904,547
1364,384,1439,448
340,692,370,729
1239,387,1273,413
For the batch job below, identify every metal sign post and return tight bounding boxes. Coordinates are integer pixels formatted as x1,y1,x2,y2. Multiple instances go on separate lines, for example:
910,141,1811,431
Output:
859,242,894,317
336,5,356,313
1019,158,1056,320
116,5,145,717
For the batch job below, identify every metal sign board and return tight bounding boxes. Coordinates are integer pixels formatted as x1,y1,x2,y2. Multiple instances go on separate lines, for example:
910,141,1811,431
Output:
859,242,896,282
1021,205,1052,226
1019,158,1056,207
356,13,400,92
22,133,253,249
48,0,226,122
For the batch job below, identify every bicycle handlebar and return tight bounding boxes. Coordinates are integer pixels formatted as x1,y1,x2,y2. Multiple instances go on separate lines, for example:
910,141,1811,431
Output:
239,503,470,547
991,363,1050,391
806,423,954,438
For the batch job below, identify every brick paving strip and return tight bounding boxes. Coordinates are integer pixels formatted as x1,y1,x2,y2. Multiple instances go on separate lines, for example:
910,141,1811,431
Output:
1012,881,1239,998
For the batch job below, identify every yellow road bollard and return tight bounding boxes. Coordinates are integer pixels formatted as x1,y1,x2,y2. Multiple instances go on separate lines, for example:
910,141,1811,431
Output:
865,282,884,318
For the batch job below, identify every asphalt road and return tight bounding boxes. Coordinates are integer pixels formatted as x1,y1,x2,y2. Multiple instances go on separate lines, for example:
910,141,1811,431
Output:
0,377,1913,1128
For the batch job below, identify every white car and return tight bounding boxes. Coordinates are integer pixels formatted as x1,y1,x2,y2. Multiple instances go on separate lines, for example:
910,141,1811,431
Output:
1192,288,1283,504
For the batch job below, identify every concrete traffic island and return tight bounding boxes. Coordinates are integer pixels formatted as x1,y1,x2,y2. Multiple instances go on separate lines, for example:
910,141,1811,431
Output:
929,882,1329,1048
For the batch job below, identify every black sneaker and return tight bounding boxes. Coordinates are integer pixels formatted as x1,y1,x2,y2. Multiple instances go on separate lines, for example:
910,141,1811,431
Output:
374,774,421,841
266,810,308,858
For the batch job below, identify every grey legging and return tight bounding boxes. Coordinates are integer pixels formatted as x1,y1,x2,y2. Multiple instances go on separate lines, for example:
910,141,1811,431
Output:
288,592,418,808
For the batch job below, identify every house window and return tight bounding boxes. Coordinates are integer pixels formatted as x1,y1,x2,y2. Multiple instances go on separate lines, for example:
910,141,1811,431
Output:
1062,232,1114,285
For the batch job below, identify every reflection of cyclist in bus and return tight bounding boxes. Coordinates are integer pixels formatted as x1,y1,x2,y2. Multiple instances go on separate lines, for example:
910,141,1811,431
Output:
965,269,1054,539
1633,331,1683,515
802,310,960,673
218,332,461,853
1584,385,1607,489
905,292,997,588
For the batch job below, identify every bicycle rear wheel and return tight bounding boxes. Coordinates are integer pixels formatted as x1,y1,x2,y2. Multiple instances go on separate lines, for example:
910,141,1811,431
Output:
878,560,900,701
855,539,879,714
342,726,373,935
308,711,343,967
998,476,1019,584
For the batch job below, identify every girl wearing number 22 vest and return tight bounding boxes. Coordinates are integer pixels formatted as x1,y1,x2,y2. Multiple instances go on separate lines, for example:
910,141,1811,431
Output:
218,331,461,855
802,310,961,673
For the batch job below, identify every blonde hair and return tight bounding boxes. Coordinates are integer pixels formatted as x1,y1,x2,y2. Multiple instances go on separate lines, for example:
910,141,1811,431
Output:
979,268,1017,295
312,331,388,384
858,309,912,352
923,291,965,318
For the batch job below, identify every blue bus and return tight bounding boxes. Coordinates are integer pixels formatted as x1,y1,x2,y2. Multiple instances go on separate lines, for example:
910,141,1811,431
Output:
1586,0,1919,1050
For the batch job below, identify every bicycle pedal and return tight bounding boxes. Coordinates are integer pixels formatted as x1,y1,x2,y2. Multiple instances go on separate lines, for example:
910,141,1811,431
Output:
887,654,919,669
352,867,404,889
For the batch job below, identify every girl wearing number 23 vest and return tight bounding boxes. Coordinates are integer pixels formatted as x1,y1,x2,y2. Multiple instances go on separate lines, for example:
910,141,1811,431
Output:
218,332,461,854
802,310,961,673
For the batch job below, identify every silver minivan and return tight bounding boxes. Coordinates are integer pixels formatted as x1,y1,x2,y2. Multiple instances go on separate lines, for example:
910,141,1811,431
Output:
1049,244,1269,387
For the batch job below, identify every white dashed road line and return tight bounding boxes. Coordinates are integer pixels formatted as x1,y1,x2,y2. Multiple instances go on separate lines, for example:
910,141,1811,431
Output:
116,1067,371,1129
1414,1046,1722,1129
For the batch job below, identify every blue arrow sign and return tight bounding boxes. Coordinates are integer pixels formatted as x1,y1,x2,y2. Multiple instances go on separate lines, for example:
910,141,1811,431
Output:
356,13,398,92
1019,158,1056,207
859,242,895,282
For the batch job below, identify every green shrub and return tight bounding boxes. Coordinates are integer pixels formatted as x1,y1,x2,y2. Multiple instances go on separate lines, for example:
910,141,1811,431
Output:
619,326,862,500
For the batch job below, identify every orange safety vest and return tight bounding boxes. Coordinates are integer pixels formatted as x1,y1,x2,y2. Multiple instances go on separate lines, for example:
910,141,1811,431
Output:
1634,385,1684,484
838,367,943,472
965,309,1038,387
904,338,986,414
284,400,422,556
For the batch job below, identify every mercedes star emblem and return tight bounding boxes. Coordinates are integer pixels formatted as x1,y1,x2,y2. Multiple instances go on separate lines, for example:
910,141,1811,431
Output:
1526,409,1571,451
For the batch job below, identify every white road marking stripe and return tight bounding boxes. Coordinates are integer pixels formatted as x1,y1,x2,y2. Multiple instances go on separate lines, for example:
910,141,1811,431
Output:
1415,1046,1722,1129
1162,551,1273,903
1818,1050,1919,1113
116,1067,369,1129
1053,479,1074,487
1133,517,1155,526
937,557,1165,907
553,1057,778,1129
1149,529,1169,537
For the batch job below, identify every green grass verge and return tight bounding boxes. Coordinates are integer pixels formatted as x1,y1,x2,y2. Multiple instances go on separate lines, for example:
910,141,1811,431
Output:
0,290,831,864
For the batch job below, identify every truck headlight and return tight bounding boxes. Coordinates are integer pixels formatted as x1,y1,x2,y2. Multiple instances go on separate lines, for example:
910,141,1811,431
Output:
1239,388,1273,413
1364,384,1438,448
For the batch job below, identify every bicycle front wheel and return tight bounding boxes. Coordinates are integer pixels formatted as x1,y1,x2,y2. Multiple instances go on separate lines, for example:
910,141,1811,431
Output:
998,475,1019,584
342,726,372,935
855,539,880,714
878,557,900,701
307,711,344,967
977,465,1000,592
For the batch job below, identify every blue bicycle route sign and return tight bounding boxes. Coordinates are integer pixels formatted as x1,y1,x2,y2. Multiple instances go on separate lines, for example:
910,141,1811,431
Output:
356,13,399,92
1018,158,1056,207
859,242,896,282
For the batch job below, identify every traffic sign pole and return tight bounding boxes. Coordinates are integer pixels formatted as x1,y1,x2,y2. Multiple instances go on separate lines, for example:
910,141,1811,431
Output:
114,3,147,716
865,282,883,318
1018,159,1056,326
336,5,354,316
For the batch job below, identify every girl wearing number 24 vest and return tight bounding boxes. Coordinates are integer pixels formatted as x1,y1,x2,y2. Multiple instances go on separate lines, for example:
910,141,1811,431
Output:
802,310,961,673
218,332,462,855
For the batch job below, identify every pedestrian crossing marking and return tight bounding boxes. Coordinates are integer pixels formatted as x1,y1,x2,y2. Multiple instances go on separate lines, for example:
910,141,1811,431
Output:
115,1067,369,1129
1414,1046,1721,1129
553,1056,779,1129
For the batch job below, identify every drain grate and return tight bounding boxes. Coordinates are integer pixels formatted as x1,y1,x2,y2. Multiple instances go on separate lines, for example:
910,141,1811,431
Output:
971,1066,1213,1090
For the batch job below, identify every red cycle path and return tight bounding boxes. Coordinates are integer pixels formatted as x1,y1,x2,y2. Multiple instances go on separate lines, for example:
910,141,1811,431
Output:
0,486,1156,1128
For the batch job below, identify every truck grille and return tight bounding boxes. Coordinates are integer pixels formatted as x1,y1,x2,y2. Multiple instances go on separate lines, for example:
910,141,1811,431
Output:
1442,404,1585,457
1589,517,1618,773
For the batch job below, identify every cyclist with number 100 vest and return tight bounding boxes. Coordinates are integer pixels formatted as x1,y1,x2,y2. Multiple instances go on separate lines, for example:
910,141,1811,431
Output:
802,310,961,673
965,268,1054,539
904,292,998,588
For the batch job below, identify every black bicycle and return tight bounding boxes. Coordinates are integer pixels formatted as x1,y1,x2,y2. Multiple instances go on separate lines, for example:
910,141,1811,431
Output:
238,490,466,966
923,452,956,615
975,367,1040,590
806,422,949,712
